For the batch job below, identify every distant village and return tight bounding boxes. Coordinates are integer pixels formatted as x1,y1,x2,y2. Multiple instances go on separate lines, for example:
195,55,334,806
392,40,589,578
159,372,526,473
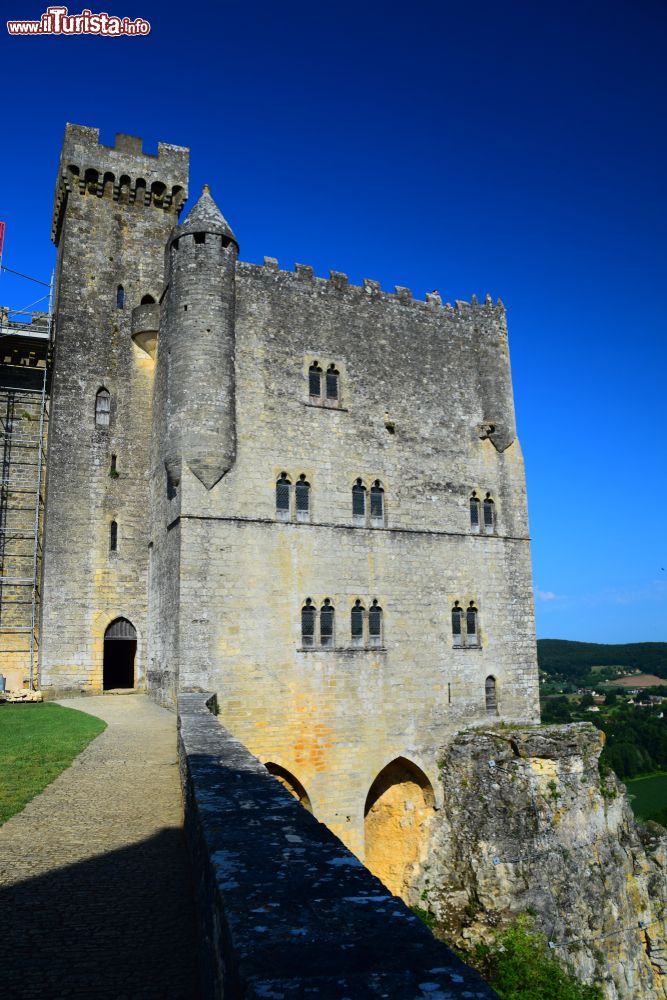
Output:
540,664,667,716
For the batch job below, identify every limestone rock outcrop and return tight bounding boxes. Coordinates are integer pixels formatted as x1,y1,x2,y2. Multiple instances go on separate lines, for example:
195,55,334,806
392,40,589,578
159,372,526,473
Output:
417,723,667,1000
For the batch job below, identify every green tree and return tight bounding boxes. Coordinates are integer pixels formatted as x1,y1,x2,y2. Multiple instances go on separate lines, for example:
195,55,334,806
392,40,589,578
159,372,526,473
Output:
542,696,572,724
475,915,603,1000
537,639,667,685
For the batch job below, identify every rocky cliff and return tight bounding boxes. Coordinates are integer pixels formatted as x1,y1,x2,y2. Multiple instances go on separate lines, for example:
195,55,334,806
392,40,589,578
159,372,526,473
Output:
416,723,667,999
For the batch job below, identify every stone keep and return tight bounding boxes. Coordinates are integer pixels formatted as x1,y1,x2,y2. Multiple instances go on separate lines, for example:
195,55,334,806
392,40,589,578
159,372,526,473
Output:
41,123,540,857
41,125,188,692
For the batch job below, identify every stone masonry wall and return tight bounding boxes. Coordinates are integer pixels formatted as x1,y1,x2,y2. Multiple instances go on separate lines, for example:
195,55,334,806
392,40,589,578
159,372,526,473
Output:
177,690,497,999
40,125,188,694
147,243,182,705
154,256,540,856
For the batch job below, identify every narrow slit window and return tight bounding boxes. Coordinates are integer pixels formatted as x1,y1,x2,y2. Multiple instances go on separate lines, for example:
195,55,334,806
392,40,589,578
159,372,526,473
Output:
483,495,495,534
370,481,384,526
116,285,125,309
452,603,463,647
485,675,497,713
352,479,366,525
351,600,364,647
166,469,178,501
470,493,480,533
95,388,110,427
276,473,291,520
295,475,310,522
368,600,383,647
325,364,339,401
301,600,315,647
309,362,322,398
466,603,478,647
109,520,118,552
320,599,334,648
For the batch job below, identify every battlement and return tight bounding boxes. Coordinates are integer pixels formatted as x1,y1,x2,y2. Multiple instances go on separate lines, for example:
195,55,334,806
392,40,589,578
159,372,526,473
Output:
240,257,505,318
52,123,190,245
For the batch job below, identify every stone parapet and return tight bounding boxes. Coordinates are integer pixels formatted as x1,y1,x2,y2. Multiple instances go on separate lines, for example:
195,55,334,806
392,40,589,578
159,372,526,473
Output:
177,691,497,999
52,123,189,244
242,258,504,316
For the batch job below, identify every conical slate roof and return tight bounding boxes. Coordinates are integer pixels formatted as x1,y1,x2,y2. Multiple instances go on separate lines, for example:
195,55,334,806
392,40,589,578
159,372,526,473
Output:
174,185,238,248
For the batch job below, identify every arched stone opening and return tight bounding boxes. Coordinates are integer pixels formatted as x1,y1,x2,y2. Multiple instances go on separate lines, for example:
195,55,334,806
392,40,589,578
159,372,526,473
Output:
364,757,435,899
264,762,313,813
103,617,137,690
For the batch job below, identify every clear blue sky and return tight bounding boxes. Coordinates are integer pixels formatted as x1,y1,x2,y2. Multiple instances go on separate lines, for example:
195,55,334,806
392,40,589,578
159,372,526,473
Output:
1,0,665,643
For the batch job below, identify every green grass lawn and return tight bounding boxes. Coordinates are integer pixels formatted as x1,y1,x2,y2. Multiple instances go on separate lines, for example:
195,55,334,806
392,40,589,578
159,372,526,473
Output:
0,702,106,824
625,771,667,825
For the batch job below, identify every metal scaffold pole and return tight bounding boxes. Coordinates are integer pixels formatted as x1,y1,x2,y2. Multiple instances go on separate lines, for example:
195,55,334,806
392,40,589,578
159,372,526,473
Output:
27,272,53,687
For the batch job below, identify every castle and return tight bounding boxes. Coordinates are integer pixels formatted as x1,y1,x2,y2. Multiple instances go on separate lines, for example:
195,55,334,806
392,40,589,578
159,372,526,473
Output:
1,124,540,880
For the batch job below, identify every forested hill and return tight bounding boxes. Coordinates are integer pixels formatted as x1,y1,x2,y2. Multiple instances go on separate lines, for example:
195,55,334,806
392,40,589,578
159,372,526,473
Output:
537,640,667,682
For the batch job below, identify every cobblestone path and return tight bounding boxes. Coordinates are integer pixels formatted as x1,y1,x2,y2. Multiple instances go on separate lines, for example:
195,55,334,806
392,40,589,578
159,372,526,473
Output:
0,695,200,999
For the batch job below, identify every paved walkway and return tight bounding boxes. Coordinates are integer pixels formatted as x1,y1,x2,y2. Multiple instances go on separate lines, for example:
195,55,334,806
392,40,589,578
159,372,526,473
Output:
0,695,200,999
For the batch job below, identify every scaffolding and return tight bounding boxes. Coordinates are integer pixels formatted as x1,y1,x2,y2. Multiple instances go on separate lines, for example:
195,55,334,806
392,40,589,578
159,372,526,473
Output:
0,285,52,690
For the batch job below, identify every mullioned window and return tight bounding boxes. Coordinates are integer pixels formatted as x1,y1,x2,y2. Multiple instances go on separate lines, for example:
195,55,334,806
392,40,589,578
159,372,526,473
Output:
352,479,386,527
470,491,496,534
301,597,385,650
452,600,480,648
307,359,342,408
275,473,310,523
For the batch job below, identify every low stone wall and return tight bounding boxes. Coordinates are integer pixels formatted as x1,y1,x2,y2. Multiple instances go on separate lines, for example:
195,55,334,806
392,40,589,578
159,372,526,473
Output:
178,692,496,999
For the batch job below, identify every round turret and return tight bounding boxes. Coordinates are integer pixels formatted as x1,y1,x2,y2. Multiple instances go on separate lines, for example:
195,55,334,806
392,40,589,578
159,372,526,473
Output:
131,299,159,359
162,185,238,490
168,184,238,251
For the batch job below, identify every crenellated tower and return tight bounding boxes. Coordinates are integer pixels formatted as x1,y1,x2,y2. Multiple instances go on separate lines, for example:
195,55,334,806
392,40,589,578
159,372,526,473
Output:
40,124,189,694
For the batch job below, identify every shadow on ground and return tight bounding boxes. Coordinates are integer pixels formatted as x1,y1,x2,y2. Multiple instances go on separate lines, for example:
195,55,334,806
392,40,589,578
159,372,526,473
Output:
0,828,200,1000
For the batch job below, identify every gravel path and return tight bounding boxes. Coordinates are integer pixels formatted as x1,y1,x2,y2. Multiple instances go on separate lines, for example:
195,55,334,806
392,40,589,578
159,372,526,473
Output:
0,694,200,999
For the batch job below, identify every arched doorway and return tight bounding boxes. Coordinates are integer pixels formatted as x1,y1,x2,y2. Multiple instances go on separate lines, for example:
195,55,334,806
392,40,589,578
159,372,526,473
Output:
103,618,137,690
264,762,313,813
364,757,435,899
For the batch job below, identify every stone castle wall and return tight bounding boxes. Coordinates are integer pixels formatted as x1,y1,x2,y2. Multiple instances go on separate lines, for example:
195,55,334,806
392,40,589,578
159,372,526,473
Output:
33,124,667,1000
40,125,188,694
178,691,497,999
151,255,540,856
39,121,539,866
